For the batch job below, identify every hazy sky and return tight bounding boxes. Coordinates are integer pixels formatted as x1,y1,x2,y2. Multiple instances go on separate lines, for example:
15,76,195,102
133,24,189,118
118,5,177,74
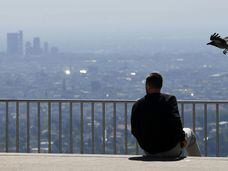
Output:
0,0,228,51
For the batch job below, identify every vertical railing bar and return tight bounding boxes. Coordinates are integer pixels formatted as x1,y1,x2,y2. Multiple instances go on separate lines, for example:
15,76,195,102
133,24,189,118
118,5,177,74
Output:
59,102,62,153
37,102,41,153
16,101,19,152
91,102,95,154
136,142,139,155
113,102,117,154
181,103,184,127
5,102,8,152
216,104,220,157
124,102,128,154
69,102,73,153
48,102,51,153
80,102,84,154
204,103,208,156
102,102,106,154
27,102,30,153
192,103,196,133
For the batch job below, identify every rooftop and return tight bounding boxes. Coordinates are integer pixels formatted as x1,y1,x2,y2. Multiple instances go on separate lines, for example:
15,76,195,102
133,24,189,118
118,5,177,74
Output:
0,153,227,171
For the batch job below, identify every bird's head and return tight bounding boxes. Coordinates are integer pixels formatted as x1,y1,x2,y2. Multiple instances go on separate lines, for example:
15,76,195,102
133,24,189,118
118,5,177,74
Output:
207,41,214,46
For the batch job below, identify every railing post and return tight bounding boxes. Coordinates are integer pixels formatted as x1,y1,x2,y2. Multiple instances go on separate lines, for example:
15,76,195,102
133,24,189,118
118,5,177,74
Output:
204,103,208,156
27,102,30,153
16,101,19,152
192,103,196,133
124,102,128,154
59,102,62,153
48,102,51,153
91,102,95,154
136,142,139,155
69,102,73,153
80,102,84,154
216,104,220,157
37,102,41,153
5,102,8,152
102,102,106,154
113,103,117,154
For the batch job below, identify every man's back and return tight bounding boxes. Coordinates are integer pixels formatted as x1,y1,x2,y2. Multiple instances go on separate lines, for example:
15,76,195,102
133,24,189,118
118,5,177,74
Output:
131,93,185,154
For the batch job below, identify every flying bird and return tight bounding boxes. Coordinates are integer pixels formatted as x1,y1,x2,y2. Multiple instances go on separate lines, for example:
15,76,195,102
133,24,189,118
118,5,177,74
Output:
207,33,228,54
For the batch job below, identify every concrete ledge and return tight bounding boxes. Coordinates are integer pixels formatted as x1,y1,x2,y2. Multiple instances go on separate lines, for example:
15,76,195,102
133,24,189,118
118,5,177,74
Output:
0,153,227,171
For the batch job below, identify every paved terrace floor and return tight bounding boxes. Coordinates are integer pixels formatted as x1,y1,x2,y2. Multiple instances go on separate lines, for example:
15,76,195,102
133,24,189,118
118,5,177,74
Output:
0,153,227,171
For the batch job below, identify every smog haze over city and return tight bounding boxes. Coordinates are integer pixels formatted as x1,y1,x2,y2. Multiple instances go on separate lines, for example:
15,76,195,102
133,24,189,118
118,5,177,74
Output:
1,0,228,52
0,0,228,156
1,0,228,99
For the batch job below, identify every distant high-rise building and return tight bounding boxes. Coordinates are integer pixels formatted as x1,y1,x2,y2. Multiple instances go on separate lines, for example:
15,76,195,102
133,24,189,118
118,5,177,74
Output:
44,42,49,54
33,37,40,49
25,41,32,55
32,37,42,55
18,31,23,55
7,31,23,55
51,46,59,54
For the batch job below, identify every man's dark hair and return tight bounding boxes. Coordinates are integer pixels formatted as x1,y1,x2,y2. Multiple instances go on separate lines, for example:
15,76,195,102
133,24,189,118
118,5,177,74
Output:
146,72,163,89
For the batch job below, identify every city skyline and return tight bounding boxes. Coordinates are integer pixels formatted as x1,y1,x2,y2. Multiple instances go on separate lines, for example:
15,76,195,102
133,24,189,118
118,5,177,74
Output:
0,29,225,54
1,30,59,55
1,0,228,52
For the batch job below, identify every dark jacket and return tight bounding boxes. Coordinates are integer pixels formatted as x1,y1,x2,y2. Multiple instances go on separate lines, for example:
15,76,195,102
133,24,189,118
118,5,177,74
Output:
131,93,185,154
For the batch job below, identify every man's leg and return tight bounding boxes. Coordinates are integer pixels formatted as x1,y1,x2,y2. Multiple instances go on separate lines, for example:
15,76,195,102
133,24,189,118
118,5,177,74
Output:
144,143,183,158
183,128,201,156
144,128,201,158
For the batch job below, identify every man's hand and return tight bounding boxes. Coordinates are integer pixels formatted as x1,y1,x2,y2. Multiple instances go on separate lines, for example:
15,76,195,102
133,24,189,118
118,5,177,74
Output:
180,139,187,148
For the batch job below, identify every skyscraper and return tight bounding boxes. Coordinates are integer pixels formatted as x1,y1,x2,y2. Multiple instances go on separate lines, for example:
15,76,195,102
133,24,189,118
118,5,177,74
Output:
25,41,32,55
51,46,59,54
18,31,23,55
32,37,42,55
44,42,49,54
7,31,23,55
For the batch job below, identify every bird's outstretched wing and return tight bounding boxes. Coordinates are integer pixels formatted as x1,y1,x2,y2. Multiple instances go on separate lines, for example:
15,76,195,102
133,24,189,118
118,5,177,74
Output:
224,37,228,44
210,33,227,44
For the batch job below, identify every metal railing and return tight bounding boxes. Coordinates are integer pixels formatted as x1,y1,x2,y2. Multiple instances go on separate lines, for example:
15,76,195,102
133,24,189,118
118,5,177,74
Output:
0,99,227,157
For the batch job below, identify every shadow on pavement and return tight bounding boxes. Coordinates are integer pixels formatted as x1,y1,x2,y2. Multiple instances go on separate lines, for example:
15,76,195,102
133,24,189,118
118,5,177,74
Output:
128,156,185,162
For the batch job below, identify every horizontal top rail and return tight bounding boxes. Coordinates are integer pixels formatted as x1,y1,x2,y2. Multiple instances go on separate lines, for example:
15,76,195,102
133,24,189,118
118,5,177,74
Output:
1,99,228,104
0,99,136,103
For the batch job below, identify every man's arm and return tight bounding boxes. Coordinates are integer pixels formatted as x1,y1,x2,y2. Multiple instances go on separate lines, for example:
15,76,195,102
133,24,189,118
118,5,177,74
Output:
131,103,138,138
169,96,186,142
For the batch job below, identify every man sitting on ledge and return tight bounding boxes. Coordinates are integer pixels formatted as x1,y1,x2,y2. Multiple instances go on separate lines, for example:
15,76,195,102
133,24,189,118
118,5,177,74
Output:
131,72,201,158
